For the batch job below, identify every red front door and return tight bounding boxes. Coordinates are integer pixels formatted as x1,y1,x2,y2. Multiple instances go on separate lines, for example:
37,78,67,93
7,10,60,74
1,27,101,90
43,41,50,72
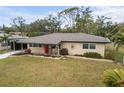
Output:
44,45,49,54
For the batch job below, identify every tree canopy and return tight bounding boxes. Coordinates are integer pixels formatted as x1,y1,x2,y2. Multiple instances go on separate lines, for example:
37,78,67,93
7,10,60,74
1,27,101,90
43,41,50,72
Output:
0,6,124,45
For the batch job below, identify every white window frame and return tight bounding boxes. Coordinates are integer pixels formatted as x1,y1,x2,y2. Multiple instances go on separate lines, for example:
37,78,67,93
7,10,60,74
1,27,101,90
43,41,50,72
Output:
83,43,89,49
29,43,42,47
83,43,96,49
29,43,33,47
89,43,96,49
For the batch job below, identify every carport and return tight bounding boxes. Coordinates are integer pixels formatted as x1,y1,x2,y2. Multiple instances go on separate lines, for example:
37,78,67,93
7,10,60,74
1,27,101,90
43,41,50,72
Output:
8,35,28,50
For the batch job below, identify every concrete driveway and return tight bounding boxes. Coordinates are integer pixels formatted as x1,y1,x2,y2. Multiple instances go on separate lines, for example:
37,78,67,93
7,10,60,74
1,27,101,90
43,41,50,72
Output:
0,50,23,59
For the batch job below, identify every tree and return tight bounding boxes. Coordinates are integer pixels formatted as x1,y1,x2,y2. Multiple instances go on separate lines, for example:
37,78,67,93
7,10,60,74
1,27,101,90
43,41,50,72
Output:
0,24,14,34
59,7,79,32
0,34,9,49
2,24,6,31
94,16,112,37
29,14,61,34
113,30,124,50
11,16,26,35
45,14,61,33
77,7,94,34
106,23,120,40
3,27,14,34
1,6,122,40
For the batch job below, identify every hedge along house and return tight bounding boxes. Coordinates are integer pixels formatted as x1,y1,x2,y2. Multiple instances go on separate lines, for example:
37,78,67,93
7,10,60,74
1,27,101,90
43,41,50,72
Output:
18,33,110,57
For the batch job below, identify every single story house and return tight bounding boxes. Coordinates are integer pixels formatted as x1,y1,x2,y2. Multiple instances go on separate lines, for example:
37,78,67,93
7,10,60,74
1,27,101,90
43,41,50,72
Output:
18,33,110,57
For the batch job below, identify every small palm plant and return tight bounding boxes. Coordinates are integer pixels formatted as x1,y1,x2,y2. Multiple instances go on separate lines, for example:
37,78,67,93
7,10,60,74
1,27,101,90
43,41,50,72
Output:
102,69,124,87
0,34,9,49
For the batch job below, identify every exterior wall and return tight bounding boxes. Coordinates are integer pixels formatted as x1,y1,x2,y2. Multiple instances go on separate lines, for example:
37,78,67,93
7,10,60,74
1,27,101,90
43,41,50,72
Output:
28,44,59,55
27,42,106,57
60,42,106,57
28,44,45,54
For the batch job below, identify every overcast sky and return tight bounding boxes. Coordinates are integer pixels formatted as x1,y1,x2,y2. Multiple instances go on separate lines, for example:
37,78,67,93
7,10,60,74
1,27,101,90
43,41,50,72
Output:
0,6,124,26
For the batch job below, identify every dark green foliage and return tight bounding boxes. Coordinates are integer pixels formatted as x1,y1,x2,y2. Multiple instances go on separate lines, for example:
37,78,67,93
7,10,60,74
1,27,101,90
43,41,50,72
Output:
0,34,9,49
105,49,116,60
105,49,124,63
113,33,124,50
102,69,124,87
60,48,68,55
27,32,47,37
114,52,124,63
83,52,103,58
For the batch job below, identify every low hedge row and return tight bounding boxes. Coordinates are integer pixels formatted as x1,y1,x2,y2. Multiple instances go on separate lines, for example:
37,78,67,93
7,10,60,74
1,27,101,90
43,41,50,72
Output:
83,52,103,59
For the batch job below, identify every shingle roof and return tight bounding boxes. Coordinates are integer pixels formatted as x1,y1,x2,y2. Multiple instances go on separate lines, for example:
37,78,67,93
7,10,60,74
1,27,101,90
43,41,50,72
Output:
18,33,110,44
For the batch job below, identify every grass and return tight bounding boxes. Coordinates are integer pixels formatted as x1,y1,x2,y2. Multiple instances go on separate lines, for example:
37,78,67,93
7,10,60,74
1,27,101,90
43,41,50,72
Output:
119,45,124,53
0,56,123,87
0,49,11,54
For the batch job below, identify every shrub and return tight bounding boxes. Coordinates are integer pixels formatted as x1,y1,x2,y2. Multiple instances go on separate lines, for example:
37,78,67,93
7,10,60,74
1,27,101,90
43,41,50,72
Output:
74,54,83,57
60,48,68,55
24,48,31,54
105,49,124,63
114,52,124,63
104,49,116,60
102,69,124,87
83,52,102,58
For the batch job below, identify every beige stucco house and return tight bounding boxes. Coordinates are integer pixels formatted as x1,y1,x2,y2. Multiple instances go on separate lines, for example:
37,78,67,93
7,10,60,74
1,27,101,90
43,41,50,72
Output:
18,33,110,57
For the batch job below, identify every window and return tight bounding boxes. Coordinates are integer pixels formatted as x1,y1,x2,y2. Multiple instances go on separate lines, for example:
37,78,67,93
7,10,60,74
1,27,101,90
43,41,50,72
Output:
29,43,33,47
90,44,96,49
33,44,39,47
52,45,56,49
29,43,42,47
83,43,96,49
83,44,88,49
39,44,42,47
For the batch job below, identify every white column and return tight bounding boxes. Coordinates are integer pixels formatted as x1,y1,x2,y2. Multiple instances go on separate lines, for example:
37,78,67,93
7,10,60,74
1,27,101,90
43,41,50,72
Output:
48,45,51,55
57,45,60,56
13,41,15,51
21,43,23,50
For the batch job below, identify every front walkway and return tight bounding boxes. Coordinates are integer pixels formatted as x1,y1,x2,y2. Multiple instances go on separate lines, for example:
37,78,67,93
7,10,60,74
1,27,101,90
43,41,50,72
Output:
0,50,23,59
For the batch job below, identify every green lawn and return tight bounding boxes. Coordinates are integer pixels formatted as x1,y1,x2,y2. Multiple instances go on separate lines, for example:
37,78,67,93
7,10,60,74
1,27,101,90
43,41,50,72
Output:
0,49,11,54
0,56,123,87
119,45,124,53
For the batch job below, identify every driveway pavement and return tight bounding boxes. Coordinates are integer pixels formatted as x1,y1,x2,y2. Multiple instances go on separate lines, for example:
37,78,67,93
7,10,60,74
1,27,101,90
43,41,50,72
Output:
0,50,23,59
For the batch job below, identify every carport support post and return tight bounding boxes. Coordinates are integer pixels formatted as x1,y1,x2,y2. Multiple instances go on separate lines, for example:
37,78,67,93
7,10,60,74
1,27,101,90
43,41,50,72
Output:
13,40,15,51
21,43,23,50
57,45,60,56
